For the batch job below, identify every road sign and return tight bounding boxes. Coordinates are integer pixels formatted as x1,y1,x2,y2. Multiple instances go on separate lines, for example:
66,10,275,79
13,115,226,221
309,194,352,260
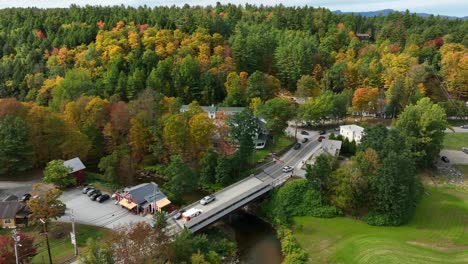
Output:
70,232,76,245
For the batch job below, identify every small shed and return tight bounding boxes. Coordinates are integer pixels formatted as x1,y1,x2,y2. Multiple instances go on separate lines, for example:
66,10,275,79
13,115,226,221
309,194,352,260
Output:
64,157,86,185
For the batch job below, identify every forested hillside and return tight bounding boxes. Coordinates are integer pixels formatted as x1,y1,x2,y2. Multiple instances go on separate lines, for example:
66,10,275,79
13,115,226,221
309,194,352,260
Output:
0,4,466,186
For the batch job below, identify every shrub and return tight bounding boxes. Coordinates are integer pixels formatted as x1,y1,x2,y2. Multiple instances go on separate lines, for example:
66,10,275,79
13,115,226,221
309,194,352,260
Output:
262,179,341,224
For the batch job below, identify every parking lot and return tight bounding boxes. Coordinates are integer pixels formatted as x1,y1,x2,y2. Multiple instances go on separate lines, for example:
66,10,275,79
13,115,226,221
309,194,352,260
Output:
57,188,152,229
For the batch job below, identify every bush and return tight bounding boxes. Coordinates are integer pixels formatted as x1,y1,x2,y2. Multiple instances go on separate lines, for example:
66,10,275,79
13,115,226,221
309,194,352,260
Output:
277,227,308,264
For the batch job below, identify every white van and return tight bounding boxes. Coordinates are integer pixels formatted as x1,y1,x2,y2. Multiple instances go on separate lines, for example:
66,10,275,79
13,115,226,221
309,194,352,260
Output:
182,208,202,221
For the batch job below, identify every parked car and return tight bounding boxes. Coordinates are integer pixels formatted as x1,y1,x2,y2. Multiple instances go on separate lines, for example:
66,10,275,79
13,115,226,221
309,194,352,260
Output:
20,193,31,202
441,156,450,163
300,130,309,135
293,143,302,150
90,191,102,201
82,186,95,194
319,130,326,135
460,125,468,129
318,136,326,142
96,194,110,203
462,147,468,154
301,137,308,143
87,189,100,196
200,195,216,205
173,209,186,220
282,166,294,173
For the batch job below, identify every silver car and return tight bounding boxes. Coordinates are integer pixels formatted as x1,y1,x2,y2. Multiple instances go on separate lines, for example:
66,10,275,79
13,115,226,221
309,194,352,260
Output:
200,195,215,205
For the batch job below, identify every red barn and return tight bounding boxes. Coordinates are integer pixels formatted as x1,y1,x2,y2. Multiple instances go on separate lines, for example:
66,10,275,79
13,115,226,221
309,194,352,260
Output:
63,157,86,185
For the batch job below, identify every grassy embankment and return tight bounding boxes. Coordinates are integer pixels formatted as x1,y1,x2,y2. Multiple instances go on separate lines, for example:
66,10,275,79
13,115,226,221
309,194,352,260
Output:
443,132,468,150
0,222,110,263
292,185,468,264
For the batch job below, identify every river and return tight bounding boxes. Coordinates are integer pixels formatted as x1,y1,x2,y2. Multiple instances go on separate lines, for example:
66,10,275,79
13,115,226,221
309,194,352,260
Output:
226,211,283,264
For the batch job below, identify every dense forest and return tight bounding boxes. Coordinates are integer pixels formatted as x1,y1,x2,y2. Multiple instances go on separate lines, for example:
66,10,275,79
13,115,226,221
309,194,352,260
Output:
0,4,466,192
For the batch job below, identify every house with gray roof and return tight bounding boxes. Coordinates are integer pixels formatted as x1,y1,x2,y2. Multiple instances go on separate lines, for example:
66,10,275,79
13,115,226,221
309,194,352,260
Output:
115,182,171,215
0,201,29,228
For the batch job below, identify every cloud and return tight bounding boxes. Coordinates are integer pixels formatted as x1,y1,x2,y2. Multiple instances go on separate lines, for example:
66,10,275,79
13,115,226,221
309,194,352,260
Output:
0,0,466,17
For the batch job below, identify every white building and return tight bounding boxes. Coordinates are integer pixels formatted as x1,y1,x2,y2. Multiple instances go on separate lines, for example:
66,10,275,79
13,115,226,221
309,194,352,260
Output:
180,105,245,119
340,125,364,143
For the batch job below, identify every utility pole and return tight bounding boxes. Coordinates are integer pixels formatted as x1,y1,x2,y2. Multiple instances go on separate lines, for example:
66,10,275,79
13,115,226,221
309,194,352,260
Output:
12,229,19,264
40,219,53,264
70,211,78,256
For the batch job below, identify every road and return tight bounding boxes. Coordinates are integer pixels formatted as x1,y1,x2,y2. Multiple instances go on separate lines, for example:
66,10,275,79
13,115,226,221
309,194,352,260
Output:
167,128,322,233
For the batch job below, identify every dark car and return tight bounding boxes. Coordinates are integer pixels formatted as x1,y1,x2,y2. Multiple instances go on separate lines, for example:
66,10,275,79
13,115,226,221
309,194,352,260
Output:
460,125,468,129
173,209,186,220
87,189,100,197
300,130,309,135
301,137,308,143
20,193,31,202
82,186,95,194
90,191,102,201
293,143,302,150
96,194,110,203
319,130,326,135
441,156,450,163
318,136,326,142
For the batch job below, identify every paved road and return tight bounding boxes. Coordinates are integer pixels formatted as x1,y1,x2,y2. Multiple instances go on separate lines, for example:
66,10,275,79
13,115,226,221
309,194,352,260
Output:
0,178,41,200
169,128,322,232
440,150,468,165
446,126,468,133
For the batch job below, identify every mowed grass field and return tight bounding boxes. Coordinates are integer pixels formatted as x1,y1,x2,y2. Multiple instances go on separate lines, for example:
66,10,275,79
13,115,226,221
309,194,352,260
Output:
293,186,468,264
443,133,468,150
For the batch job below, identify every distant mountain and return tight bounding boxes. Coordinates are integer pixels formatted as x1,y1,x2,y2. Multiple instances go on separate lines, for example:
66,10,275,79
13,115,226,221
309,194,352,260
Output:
332,9,467,20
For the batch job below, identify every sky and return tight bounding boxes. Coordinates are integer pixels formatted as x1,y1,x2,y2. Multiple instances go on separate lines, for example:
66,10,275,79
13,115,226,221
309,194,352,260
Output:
0,0,466,17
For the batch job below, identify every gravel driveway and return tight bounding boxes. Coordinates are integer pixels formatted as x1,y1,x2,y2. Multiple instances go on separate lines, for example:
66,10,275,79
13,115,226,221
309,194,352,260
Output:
56,188,152,229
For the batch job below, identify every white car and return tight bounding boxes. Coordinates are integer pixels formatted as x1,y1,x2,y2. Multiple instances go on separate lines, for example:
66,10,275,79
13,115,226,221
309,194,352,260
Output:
200,195,216,205
282,166,294,173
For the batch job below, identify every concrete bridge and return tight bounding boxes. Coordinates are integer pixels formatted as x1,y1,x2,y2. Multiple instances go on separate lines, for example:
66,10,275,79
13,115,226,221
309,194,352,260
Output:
166,132,322,235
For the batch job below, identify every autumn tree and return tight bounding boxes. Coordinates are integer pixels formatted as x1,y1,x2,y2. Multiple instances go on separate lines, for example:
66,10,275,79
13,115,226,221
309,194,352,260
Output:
129,118,151,162
79,238,114,264
111,222,171,263
189,113,215,161
28,183,66,224
223,72,246,107
0,233,37,264
352,87,380,114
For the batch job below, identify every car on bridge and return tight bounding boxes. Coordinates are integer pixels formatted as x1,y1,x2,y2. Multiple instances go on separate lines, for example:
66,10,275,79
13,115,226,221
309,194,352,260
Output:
200,195,216,205
182,208,203,222
282,166,293,173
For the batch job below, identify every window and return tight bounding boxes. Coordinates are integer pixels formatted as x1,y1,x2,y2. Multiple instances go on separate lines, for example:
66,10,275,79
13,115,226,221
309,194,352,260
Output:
4,219,11,224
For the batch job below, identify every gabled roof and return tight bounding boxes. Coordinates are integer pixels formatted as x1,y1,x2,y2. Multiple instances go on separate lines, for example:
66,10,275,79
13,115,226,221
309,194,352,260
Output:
0,201,21,219
340,124,364,134
321,139,342,155
124,182,167,205
63,157,86,173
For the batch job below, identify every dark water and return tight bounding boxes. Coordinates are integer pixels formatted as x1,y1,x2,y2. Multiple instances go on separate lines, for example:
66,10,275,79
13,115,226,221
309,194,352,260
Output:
227,211,283,264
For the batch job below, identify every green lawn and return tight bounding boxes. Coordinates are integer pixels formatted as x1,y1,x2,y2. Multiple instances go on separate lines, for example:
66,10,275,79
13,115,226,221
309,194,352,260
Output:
30,222,110,263
293,186,468,264
443,133,468,150
253,134,294,164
